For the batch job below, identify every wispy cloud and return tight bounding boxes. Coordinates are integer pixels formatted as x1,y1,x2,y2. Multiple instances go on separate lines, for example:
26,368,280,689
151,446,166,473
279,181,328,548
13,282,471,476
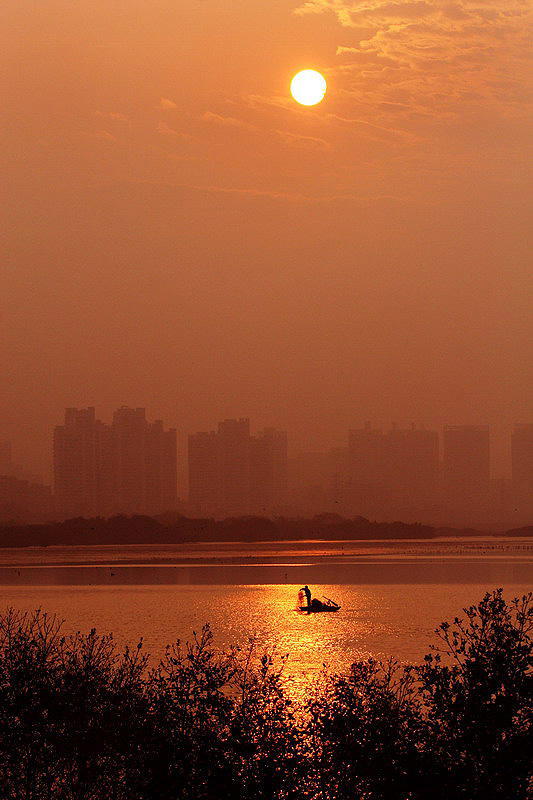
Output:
276,130,330,147
325,112,420,143
157,121,191,139
184,182,413,206
157,97,178,110
201,111,257,130
294,0,532,125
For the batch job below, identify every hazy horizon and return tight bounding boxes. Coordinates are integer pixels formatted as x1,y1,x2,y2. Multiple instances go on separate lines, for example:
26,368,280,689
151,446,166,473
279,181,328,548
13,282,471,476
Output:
2,0,532,487
2,408,531,490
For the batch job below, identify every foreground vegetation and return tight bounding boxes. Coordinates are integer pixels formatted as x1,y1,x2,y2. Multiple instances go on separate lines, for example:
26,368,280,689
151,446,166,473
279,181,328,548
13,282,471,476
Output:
0,589,531,800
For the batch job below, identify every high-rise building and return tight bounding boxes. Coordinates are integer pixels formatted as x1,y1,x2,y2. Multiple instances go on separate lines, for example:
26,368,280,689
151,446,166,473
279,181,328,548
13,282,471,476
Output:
385,425,439,495
442,425,490,493
346,423,439,513
54,407,100,517
511,424,533,488
54,407,177,517
348,423,388,484
94,419,115,516
188,431,219,511
145,420,178,514
217,418,251,513
112,407,148,513
188,420,288,515
250,428,288,510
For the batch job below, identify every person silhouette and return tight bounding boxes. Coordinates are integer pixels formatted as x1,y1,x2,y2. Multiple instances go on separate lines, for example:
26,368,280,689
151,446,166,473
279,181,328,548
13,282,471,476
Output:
303,585,311,610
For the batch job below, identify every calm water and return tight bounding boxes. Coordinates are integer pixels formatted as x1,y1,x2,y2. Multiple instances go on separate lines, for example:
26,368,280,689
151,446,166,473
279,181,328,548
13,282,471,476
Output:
0,538,531,677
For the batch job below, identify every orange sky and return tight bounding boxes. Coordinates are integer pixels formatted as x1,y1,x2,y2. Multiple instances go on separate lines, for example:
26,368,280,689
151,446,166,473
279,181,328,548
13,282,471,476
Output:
1,0,532,483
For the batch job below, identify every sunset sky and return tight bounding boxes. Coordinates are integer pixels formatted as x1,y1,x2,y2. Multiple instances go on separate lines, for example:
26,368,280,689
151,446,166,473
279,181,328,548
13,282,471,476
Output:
2,0,532,484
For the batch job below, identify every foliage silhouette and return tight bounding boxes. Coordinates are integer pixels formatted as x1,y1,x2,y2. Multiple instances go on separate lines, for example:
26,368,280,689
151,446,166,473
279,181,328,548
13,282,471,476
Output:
0,590,531,799
5,513,521,548
418,589,533,799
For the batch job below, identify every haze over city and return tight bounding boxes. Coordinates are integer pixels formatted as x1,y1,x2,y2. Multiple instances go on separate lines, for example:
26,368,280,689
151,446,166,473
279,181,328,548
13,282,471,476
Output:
1,409,532,528
2,0,531,492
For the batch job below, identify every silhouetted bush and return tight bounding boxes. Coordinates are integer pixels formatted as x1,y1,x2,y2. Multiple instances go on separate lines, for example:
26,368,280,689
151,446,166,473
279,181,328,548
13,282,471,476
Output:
0,590,531,799
306,659,430,799
418,589,533,799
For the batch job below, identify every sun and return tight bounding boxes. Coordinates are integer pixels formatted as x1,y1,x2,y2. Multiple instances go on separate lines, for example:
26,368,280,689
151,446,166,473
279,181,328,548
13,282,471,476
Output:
290,70,327,106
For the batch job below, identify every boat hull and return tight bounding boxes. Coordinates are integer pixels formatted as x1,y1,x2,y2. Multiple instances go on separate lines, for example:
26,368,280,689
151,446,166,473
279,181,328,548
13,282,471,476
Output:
299,605,340,613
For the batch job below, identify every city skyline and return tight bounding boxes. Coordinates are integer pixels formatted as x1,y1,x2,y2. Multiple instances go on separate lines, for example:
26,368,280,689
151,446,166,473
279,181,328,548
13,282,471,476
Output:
53,406,177,518
4,410,533,477
2,409,532,486
1,409,532,526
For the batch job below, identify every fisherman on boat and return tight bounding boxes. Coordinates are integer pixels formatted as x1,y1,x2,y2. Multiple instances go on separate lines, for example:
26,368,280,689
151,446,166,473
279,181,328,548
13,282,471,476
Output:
298,585,312,613
297,587,341,613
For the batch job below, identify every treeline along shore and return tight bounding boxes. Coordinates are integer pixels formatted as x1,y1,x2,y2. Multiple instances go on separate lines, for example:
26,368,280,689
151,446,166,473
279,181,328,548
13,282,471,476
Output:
0,590,531,800
0,513,532,548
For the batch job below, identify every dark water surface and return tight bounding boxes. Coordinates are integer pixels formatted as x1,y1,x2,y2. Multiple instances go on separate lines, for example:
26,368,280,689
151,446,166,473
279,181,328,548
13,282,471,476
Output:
1,538,531,677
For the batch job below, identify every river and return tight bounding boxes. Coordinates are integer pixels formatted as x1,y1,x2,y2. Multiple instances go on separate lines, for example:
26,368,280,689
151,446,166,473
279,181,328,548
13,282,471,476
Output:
0,536,531,678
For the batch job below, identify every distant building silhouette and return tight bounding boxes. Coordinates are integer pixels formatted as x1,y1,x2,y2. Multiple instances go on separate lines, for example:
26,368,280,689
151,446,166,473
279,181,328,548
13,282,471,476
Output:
188,420,287,515
0,475,53,523
0,442,52,522
146,417,178,514
250,428,288,510
289,440,383,516
346,423,439,509
53,407,177,518
443,425,490,490
385,424,439,496
112,407,147,514
217,418,251,512
348,423,388,485
441,425,490,516
0,440,43,485
188,431,219,510
53,408,100,517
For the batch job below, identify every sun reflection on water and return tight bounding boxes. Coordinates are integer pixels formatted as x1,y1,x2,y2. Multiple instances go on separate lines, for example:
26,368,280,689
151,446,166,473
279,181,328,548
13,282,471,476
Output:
224,585,392,679
1,576,531,697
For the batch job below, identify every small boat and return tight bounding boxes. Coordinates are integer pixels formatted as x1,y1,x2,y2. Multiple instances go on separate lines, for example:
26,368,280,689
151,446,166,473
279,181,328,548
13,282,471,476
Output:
297,589,341,613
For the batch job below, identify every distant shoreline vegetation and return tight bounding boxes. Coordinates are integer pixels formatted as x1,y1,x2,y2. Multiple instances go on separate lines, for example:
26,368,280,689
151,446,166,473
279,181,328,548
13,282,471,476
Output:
0,513,531,548
0,589,531,800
